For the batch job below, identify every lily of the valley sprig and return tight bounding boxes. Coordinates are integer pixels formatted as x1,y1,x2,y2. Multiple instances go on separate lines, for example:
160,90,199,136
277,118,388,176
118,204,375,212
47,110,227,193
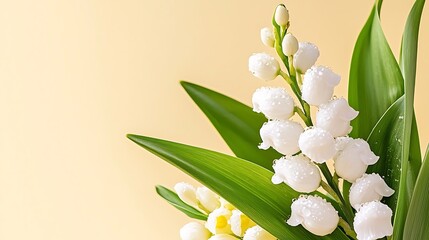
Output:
128,1,427,240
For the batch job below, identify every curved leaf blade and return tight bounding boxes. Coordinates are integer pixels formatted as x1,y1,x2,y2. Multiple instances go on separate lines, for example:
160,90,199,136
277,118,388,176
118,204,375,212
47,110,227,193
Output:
181,81,281,170
155,185,208,221
128,134,349,240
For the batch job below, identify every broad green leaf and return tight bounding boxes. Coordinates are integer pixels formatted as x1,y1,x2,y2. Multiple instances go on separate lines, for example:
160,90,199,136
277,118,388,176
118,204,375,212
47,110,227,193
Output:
155,185,208,221
403,145,429,239
348,0,404,140
181,81,281,170
128,134,349,240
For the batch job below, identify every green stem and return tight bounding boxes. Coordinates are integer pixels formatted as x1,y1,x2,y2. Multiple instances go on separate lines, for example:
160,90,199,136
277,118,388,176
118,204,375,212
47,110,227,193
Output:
294,107,312,127
339,218,357,239
321,180,340,202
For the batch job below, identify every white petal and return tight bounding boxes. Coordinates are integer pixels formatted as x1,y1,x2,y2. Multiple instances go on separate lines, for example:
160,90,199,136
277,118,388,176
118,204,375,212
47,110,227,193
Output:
316,98,359,137
206,208,233,234
248,53,280,81
243,226,276,240
301,66,340,106
260,27,275,48
259,120,304,155
272,155,321,193
293,42,320,73
196,186,221,212
180,222,212,240
287,195,339,236
208,234,239,240
354,201,393,240
229,210,256,237
252,87,295,120
282,33,299,56
349,173,394,209
174,182,199,207
298,127,336,163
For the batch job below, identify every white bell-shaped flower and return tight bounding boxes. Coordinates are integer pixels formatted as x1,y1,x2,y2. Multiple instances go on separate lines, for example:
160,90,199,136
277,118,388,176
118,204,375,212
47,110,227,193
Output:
208,234,239,240
248,53,280,81
220,198,235,211
349,173,394,209
243,226,276,240
334,137,379,183
293,42,320,73
260,27,275,48
252,87,295,120
174,182,198,207
206,208,233,235
282,33,299,56
196,186,221,212
287,195,339,236
271,155,321,193
301,66,340,106
354,201,393,240
180,222,212,240
316,98,359,137
229,210,256,237
298,127,336,163
259,120,304,155
274,4,289,27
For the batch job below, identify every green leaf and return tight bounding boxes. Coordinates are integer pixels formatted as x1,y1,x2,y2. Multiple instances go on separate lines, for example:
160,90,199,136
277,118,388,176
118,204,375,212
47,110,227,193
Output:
128,134,349,240
348,0,404,140
403,145,429,239
155,185,208,221
181,81,281,171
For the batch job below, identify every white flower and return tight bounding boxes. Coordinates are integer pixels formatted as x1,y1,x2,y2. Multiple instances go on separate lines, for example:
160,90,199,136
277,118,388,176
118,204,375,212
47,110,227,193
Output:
301,66,340,106
316,98,359,137
260,27,275,48
282,33,299,56
274,4,289,27
248,53,280,81
349,173,394,209
252,87,295,120
334,137,379,183
354,201,393,240
229,210,256,237
208,234,239,240
298,127,336,163
174,182,198,207
243,226,276,240
180,222,212,240
206,208,233,235
196,186,221,212
259,120,304,155
271,155,321,193
293,42,320,73
287,195,339,236
220,198,235,211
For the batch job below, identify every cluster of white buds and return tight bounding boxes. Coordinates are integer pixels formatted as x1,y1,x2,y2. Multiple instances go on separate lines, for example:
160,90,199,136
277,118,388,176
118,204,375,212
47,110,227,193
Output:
248,4,395,240
175,183,275,240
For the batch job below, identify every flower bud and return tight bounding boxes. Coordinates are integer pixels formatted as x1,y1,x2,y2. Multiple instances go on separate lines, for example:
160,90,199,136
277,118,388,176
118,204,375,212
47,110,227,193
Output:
349,173,394,209
260,27,275,48
298,127,336,164
209,234,239,240
206,208,233,235
274,4,289,27
301,66,340,106
248,53,280,81
252,87,295,120
174,182,198,207
293,42,320,73
315,98,359,137
259,120,304,155
272,155,321,193
180,222,212,240
196,186,221,212
334,137,379,183
282,33,299,56
287,195,339,236
229,210,256,237
354,201,393,240
243,226,276,240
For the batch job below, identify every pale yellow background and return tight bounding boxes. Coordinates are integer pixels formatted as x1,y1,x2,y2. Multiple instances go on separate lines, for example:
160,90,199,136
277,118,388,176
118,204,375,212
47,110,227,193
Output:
0,0,428,239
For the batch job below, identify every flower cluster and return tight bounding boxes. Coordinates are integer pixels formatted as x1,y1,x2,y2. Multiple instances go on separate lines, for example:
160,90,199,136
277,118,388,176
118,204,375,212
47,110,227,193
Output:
175,182,276,240
248,4,395,240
